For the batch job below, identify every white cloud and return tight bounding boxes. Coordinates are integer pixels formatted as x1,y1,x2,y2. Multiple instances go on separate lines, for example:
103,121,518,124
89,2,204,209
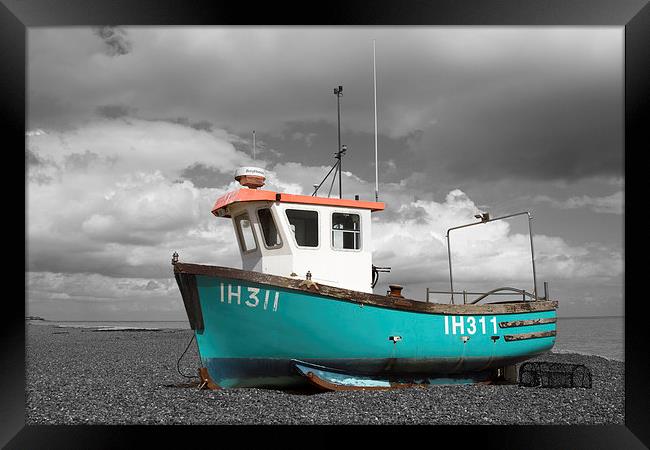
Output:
27,118,247,177
371,191,622,289
534,191,623,214
290,131,318,148
27,118,249,277
25,129,48,136
26,117,623,319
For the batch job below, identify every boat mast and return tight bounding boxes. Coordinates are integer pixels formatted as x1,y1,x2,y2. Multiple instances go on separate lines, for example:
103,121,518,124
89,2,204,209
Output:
334,85,343,199
312,86,349,199
252,130,256,160
373,40,379,202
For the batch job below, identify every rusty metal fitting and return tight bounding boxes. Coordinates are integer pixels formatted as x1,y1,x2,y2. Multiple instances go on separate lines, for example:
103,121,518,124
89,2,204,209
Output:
388,284,404,298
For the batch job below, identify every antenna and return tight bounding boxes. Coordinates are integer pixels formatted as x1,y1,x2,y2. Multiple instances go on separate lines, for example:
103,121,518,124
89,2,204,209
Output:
334,85,344,199
252,130,256,160
373,40,379,202
311,86,347,198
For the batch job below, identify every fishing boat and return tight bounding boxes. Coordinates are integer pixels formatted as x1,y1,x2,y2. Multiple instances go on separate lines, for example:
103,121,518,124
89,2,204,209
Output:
172,164,558,390
173,45,556,390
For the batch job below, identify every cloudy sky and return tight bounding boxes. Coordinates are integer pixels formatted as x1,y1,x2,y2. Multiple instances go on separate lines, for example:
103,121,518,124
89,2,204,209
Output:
26,26,624,321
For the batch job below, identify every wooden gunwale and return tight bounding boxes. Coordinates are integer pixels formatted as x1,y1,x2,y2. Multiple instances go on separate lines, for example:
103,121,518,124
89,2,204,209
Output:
503,330,557,342
174,262,558,316
499,318,557,328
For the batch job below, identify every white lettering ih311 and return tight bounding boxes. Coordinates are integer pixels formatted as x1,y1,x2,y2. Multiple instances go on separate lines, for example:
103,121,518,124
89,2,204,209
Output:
444,315,498,335
219,283,280,312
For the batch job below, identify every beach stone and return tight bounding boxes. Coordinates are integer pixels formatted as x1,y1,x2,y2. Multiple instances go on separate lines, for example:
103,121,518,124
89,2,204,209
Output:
26,324,624,425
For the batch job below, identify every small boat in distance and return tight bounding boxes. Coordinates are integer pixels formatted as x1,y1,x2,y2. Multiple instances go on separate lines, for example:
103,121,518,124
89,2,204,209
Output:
173,166,558,390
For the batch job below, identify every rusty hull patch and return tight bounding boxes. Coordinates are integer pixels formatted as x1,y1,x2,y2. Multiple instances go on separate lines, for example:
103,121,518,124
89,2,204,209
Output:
503,330,556,342
198,367,221,390
174,262,558,316
499,317,557,328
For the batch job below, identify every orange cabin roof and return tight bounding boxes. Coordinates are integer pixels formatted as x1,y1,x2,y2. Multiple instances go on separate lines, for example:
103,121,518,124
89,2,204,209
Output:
212,188,385,217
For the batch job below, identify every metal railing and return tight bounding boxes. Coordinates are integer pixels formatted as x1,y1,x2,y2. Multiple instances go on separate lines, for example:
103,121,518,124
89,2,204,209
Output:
445,211,539,305
426,281,549,305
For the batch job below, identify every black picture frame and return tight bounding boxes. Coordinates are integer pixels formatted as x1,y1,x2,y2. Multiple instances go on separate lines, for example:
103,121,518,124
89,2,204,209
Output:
4,0,647,447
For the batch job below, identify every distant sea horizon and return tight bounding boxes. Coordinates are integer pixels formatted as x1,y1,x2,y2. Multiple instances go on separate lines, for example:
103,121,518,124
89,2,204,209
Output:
27,315,624,362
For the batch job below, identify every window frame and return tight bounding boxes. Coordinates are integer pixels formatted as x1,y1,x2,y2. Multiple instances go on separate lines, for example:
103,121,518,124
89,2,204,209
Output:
233,212,260,254
255,206,283,250
284,207,321,249
330,210,362,252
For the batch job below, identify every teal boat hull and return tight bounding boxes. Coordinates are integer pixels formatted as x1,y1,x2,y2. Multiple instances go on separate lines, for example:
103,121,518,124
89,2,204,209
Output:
174,263,558,389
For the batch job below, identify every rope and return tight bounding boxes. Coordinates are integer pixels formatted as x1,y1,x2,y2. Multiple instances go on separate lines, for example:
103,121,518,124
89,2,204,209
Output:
176,332,198,379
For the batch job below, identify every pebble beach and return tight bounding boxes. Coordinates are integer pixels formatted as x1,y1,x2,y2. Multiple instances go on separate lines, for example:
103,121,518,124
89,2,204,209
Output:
25,324,624,425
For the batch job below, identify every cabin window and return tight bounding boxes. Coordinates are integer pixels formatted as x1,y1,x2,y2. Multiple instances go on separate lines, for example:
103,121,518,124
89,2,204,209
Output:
234,213,258,252
332,213,361,250
285,209,319,247
257,208,282,249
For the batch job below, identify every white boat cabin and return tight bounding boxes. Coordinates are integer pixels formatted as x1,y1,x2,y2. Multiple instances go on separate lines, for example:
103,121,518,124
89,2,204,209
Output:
212,167,385,293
